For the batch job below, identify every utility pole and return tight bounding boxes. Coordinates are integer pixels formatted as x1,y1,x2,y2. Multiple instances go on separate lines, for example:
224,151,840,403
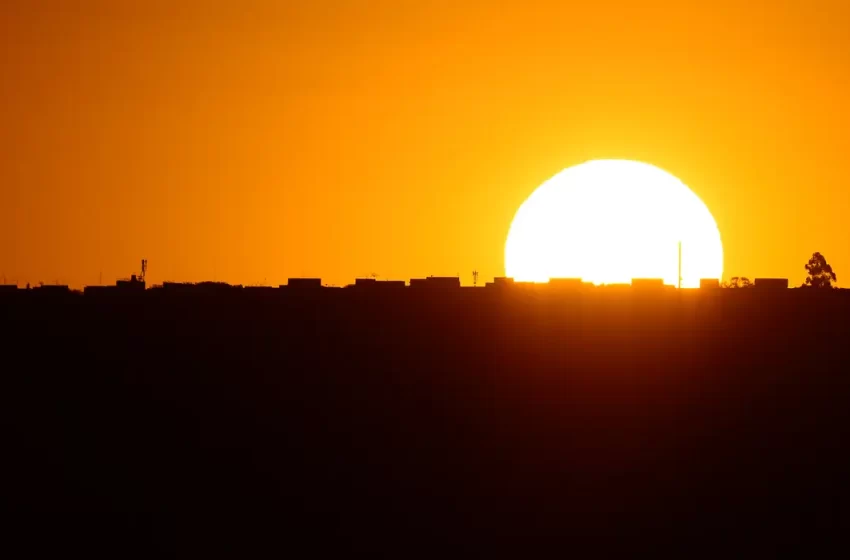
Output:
678,241,682,289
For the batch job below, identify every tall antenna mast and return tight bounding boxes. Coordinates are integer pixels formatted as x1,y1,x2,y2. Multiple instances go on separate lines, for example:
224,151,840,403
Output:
140,259,147,283
472,270,479,287
678,241,682,289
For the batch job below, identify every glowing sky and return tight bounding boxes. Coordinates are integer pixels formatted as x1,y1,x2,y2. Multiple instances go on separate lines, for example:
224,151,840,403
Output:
1,1,848,287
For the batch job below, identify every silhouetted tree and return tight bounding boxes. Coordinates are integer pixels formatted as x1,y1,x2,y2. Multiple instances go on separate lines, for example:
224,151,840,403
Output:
803,252,837,288
722,277,753,289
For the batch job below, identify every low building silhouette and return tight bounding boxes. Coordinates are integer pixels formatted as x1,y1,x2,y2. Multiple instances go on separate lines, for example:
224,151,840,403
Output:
410,276,460,290
353,278,406,290
116,275,145,291
354,278,377,288
700,278,720,289
35,284,70,293
485,277,515,289
83,285,116,296
285,278,322,289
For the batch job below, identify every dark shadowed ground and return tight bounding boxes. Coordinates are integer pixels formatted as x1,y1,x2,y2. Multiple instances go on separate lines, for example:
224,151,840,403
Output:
2,286,848,555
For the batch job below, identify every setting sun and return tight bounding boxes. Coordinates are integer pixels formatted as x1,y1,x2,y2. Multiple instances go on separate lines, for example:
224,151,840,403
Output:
505,160,723,287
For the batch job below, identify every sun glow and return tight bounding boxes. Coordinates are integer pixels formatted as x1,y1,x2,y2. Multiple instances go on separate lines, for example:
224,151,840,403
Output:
504,160,723,287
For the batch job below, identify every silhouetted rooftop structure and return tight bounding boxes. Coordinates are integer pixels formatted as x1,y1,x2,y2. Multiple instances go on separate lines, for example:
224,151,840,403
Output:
754,278,789,289
83,285,117,296
116,274,145,291
353,278,406,290
0,284,18,292
485,277,512,288
35,284,70,293
700,278,720,289
409,276,460,290
285,278,322,289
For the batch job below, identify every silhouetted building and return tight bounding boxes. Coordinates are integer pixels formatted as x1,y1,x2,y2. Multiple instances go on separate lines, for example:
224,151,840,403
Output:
700,278,720,289
755,278,789,290
83,285,117,296
352,278,406,291
428,276,460,288
116,275,145,291
285,278,322,289
410,276,460,290
0,285,17,293
486,277,515,289
35,285,70,293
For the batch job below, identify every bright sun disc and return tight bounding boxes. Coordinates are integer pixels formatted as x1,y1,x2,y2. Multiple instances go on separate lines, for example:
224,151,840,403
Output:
504,160,723,287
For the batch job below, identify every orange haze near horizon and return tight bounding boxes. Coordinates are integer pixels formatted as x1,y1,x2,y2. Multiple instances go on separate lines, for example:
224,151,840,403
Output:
2,0,849,288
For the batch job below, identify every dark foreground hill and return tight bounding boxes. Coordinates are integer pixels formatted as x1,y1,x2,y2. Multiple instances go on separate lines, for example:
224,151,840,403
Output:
2,286,849,555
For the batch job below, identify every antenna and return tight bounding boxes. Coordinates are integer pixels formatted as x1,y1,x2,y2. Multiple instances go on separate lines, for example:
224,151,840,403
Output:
140,259,147,283
472,270,479,287
678,241,682,289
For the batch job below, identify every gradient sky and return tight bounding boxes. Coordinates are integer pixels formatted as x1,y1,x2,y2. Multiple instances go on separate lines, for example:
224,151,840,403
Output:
2,0,848,287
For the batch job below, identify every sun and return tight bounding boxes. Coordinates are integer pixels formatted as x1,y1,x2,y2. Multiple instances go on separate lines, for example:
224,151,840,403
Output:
504,160,723,287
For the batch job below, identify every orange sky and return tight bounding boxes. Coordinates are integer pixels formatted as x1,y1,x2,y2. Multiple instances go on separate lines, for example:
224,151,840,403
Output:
2,0,848,288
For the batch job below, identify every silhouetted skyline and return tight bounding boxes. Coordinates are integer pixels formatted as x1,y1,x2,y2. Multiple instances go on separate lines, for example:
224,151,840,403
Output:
5,261,850,554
